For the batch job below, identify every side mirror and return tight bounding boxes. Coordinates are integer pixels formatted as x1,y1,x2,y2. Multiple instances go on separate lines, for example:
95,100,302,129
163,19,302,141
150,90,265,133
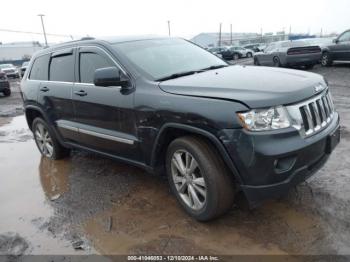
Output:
333,39,339,44
94,67,130,88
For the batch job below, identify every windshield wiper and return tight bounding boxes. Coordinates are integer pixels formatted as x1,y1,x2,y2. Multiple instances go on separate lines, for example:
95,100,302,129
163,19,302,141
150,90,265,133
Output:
200,64,228,71
156,70,203,81
156,65,228,81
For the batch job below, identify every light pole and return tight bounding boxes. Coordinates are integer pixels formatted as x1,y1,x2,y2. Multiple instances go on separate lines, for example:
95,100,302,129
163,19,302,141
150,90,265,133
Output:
38,14,48,47
167,20,171,36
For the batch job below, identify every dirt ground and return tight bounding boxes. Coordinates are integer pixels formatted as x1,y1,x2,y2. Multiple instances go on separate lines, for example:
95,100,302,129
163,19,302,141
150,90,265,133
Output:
0,63,350,259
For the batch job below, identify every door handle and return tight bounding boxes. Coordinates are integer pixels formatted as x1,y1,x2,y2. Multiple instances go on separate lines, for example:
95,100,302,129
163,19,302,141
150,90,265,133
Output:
40,86,50,92
74,90,88,96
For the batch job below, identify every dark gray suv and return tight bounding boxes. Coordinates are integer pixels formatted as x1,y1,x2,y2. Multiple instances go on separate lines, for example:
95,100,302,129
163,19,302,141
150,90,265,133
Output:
21,36,340,221
321,29,350,66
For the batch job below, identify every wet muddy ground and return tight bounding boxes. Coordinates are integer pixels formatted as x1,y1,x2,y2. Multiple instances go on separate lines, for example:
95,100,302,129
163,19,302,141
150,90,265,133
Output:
0,64,350,258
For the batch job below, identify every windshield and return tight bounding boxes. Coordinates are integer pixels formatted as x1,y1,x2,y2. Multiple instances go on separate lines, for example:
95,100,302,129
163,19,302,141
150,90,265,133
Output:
22,62,29,66
0,64,13,69
112,38,227,80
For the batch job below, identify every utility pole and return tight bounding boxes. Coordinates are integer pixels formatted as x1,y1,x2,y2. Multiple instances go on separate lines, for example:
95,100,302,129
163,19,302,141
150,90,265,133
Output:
320,28,323,37
218,23,222,47
260,27,263,43
230,24,233,45
38,14,48,47
167,20,171,36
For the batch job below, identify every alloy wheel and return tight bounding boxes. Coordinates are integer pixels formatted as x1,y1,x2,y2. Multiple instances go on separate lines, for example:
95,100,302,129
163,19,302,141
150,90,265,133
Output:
171,149,207,210
35,123,54,157
321,54,328,66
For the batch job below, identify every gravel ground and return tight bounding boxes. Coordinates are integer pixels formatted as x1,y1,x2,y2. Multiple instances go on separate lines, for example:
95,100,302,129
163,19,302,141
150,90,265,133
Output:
0,61,349,259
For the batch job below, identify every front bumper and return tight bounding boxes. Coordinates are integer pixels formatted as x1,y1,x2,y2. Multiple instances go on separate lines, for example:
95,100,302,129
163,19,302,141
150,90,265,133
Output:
221,113,340,206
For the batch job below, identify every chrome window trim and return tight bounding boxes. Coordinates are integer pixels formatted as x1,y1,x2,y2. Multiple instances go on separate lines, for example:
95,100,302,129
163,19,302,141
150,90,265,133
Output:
27,44,130,86
57,122,134,145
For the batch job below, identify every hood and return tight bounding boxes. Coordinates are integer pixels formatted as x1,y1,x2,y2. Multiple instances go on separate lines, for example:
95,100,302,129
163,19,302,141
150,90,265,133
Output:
159,65,326,108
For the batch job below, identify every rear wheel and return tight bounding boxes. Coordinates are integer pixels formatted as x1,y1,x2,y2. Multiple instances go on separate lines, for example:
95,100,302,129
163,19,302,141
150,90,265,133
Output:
32,118,70,160
321,52,332,67
233,53,240,60
166,136,235,221
3,88,11,97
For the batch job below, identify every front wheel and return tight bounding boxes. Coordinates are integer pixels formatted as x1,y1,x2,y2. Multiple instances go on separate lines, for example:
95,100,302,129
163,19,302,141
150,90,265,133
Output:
246,52,252,58
321,52,333,67
233,53,240,60
166,136,235,221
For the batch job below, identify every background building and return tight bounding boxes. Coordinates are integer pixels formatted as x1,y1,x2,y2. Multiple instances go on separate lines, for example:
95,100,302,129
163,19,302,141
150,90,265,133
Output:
191,32,293,48
0,41,43,65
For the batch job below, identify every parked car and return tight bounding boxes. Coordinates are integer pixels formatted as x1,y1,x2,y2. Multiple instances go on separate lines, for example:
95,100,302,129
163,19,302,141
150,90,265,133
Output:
218,47,240,60
21,61,30,77
0,64,20,78
0,71,11,96
321,29,350,66
229,46,254,58
253,40,322,69
244,44,262,52
208,46,229,58
21,36,340,221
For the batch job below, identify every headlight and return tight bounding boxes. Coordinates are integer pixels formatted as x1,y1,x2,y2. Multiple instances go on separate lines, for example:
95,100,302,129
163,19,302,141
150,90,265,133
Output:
237,106,291,131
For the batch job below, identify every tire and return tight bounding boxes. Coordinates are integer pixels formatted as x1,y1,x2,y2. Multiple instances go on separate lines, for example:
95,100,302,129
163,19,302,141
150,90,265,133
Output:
321,52,333,67
246,52,252,58
254,57,260,66
3,88,11,96
273,56,281,67
233,53,240,60
32,117,70,160
166,136,235,221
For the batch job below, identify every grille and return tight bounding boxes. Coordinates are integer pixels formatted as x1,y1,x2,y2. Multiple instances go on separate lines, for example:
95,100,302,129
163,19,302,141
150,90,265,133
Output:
286,90,335,137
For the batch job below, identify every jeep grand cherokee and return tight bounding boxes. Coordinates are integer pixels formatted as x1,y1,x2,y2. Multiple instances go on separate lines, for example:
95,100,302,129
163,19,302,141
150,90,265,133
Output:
21,36,340,221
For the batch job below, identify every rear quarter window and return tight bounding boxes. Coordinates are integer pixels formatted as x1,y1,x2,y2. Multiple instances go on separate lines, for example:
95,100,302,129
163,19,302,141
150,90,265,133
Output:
29,54,50,80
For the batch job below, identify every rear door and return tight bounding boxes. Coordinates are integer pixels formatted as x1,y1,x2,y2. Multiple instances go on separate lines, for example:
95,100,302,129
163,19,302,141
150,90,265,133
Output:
36,48,77,141
71,46,138,160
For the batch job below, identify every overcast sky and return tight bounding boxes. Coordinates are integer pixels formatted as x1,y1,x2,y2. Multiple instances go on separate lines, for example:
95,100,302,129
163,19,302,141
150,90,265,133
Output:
0,0,349,43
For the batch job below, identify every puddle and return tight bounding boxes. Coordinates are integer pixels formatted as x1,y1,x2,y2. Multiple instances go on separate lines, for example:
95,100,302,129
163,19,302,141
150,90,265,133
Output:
0,115,32,143
0,115,349,255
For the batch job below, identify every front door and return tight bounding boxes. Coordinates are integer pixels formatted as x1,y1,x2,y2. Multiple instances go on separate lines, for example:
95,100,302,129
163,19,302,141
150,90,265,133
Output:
71,46,139,160
330,31,350,61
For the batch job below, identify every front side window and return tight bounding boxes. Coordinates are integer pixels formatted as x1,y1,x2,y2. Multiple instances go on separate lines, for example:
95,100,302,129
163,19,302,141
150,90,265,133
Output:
49,54,74,82
112,38,227,80
79,52,114,84
264,44,276,52
339,31,350,42
29,55,49,80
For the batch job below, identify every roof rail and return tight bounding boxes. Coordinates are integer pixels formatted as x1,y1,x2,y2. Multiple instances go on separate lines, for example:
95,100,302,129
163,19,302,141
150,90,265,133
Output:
80,37,95,41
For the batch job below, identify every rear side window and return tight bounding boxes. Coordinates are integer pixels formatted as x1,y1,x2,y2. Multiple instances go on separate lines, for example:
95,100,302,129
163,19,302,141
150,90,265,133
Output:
49,54,75,82
29,55,49,80
79,52,114,84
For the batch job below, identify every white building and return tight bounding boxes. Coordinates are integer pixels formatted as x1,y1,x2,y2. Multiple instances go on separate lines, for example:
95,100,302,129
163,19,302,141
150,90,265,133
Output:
0,41,44,61
190,32,288,48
